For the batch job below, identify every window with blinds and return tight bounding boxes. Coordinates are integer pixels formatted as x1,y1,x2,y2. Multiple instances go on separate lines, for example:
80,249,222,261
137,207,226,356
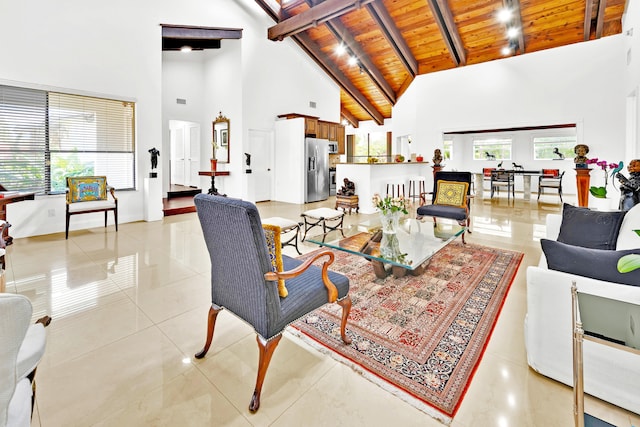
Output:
0,85,135,194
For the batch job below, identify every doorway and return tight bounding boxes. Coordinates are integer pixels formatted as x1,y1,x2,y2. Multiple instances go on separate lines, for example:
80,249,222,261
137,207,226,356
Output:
169,120,201,188
247,129,273,202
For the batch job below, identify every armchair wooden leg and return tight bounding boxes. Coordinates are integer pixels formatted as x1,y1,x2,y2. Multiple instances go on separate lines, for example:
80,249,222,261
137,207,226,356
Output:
250,334,282,413
194,305,223,359
337,296,352,344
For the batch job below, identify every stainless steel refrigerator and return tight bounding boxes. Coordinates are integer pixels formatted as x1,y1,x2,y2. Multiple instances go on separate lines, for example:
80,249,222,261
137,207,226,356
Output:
304,137,330,203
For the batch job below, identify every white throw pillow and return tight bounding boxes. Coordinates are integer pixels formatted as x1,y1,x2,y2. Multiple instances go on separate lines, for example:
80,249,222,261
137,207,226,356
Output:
617,203,640,250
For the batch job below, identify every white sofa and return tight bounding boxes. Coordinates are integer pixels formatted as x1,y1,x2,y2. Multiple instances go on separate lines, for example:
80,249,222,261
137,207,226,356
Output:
525,203,640,414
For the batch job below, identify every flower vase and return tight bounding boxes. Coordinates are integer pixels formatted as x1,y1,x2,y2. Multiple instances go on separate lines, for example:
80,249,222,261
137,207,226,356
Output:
379,211,402,261
380,211,401,234
210,159,217,172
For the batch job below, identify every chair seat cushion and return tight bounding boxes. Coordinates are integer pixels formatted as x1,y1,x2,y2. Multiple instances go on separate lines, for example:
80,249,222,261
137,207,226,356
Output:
417,204,467,221
68,200,116,213
7,378,32,427
276,255,349,331
17,324,46,380
302,208,344,220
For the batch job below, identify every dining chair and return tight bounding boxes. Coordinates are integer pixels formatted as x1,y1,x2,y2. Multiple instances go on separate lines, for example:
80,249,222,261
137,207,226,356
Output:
537,169,564,202
491,170,515,200
193,194,352,413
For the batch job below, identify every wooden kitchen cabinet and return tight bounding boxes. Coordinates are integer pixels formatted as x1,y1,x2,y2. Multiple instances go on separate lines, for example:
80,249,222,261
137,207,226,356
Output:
336,125,345,154
317,121,329,139
328,123,337,141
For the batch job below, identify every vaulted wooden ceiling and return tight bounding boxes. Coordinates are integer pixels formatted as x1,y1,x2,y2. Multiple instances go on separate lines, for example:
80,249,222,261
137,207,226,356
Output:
254,0,627,126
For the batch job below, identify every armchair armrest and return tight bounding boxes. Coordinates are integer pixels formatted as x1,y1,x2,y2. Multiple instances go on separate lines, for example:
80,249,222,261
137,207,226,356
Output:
108,186,118,202
264,250,339,302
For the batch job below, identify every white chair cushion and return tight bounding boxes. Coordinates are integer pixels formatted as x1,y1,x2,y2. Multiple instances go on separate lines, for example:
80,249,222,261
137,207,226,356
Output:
302,208,344,220
68,200,115,213
17,324,46,380
7,378,32,427
262,217,299,229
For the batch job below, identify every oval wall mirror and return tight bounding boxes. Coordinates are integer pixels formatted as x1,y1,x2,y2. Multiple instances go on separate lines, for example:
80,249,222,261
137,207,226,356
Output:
212,112,230,163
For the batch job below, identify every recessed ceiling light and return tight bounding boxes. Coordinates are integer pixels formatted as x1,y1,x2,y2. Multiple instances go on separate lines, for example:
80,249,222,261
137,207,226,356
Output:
335,43,346,56
507,27,519,39
180,46,192,52
497,8,512,23
348,56,358,66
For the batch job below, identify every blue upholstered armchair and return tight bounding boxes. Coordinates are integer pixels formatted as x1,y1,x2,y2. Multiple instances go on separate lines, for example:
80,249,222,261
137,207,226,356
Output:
193,194,352,412
416,171,472,243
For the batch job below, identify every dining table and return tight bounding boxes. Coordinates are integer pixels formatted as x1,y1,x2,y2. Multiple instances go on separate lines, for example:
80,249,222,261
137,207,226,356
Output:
474,169,552,200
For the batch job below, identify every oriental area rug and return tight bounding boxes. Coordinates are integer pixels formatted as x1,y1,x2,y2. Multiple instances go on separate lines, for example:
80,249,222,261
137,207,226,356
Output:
290,242,523,425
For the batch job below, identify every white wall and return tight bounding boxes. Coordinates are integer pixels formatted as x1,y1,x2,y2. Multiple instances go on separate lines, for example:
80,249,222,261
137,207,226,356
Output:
393,35,627,193
0,0,340,238
623,0,640,159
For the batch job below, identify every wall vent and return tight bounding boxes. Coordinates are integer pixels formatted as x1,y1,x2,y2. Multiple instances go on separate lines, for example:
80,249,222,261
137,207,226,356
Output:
309,101,317,108
176,98,187,105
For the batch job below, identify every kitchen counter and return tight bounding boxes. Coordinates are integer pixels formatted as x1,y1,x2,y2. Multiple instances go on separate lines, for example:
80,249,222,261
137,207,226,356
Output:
336,162,433,214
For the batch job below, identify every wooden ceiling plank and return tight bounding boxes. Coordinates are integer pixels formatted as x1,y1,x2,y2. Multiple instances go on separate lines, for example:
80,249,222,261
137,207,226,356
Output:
595,0,608,38
322,19,397,105
268,0,376,41
341,108,359,127
366,0,418,77
583,0,594,40
294,31,385,124
425,0,466,66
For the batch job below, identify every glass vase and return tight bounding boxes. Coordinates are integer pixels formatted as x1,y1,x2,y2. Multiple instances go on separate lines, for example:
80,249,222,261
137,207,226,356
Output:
380,210,401,234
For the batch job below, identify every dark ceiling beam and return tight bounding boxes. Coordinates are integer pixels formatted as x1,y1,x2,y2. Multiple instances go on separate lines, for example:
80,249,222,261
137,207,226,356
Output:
583,0,593,40
341,108,359,128
595,0,607,38
366,0,418,77
322,19,397,105
268,0,376,41
510,0,526,53
293,32,385,124
161,25,243,40
425,0,466,66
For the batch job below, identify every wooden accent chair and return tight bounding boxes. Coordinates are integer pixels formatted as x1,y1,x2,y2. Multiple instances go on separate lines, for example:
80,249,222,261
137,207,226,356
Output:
65,176,118,239
538,169,564,202
193,194,352,413
416,171,472,243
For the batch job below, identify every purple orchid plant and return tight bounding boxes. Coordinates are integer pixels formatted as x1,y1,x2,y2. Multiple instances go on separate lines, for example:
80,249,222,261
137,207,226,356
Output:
587,158,621,198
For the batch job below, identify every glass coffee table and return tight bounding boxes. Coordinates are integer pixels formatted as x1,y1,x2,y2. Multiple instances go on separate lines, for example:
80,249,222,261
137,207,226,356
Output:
307,217,466,279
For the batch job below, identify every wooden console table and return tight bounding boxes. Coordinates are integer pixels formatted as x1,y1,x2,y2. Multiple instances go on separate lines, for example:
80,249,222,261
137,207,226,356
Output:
198,171,230,196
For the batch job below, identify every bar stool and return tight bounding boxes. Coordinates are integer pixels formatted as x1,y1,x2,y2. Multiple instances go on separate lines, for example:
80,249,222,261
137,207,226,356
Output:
385,179,406,199
408,176,426,204
300,208,345,241
262,216,303,255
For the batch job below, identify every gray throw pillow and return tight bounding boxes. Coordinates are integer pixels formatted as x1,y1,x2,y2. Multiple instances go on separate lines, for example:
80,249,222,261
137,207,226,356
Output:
541,239,640,286
557,203,626,250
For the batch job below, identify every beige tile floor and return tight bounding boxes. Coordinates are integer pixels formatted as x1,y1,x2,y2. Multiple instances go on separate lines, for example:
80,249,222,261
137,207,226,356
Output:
4,192,639,426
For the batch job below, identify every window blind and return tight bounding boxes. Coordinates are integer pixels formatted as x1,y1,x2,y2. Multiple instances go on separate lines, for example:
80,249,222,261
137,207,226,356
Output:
0,85,47,193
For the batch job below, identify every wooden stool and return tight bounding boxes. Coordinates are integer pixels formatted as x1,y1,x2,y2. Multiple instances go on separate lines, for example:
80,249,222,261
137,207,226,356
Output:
262,217,303,255
385,180,405,198
300,208,345,241
408,176,426,204
335,195,359,215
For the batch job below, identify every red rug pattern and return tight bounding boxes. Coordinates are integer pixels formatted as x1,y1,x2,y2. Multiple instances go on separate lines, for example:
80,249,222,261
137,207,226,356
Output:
292,242,523,419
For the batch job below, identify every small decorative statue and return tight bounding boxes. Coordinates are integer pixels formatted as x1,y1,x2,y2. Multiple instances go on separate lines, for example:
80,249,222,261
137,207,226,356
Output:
485,152,496,161
512,162,523,170
148,147,160,169
553,147,565,159
573,144,589,165
616,159,640,211
432,149,443,166
338,178,356,196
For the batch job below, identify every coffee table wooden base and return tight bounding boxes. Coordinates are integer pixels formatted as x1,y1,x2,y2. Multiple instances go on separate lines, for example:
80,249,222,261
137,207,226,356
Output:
370,259,430,279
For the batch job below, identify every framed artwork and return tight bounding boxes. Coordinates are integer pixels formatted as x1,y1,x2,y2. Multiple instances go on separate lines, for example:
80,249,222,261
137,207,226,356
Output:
221,129,228,146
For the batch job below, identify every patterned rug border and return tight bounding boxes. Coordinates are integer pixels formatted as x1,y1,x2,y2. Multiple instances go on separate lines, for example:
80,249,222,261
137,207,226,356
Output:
290,242,524,422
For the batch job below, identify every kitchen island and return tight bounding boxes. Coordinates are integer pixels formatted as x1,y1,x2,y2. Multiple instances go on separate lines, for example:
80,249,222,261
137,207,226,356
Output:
336,162,432,214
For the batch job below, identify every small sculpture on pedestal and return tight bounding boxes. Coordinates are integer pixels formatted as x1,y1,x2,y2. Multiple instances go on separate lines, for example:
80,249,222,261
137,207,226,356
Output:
338,178,356,196
148,147,160,178
432,149,443,166
574,144,589,167
617,159,640,211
